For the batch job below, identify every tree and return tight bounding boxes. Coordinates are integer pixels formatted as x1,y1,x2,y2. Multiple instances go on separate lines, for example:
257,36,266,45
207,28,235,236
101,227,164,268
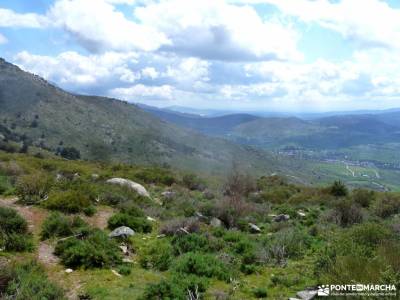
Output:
60,147,80,160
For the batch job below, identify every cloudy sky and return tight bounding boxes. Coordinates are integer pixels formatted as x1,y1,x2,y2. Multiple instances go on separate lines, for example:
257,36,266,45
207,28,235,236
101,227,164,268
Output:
1,0,400,112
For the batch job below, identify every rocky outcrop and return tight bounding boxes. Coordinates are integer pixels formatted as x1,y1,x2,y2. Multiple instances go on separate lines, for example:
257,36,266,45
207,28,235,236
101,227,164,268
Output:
106,178,150,197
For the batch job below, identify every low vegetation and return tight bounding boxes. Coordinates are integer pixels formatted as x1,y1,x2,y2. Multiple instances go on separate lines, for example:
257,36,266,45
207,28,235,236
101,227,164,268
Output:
0,151,399,299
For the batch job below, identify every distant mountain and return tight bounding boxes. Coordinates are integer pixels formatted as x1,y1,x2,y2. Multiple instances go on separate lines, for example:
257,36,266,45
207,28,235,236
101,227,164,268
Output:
142,104,400,150
0,58,287,175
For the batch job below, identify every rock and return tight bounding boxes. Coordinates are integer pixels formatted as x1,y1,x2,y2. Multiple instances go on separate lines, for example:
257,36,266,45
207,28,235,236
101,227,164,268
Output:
249,223,261,233
109,226,135,238
106,178,150,198
119,245,128,255
194,211,207,221
122,258,134,263
157,234,166,238
91,174,99,180
161,191,176,199
56,173,63,181
296,290,317,300
177,227,190,234
289,298,301,300
210,217,222,228
273,214,290,222
202,190,215,200
111,269,122,278
65,268,73,273
73,173,80,179
147,216,156,222
297,210,306,217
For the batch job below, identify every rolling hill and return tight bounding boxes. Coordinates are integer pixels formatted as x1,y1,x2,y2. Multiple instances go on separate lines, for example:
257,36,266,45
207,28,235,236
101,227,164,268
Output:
0,58,285,175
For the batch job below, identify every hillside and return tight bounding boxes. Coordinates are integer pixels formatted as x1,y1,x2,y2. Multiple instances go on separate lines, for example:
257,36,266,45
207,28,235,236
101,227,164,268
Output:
0,58,284,175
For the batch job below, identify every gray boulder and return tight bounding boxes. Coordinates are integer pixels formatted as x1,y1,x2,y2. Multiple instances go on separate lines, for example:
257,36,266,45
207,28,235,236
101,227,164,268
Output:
210,217,222,228
107,178,150,197
109,226,135,238
161,191,176,199
249,223,261,233
296,290,317,300
273,214,290,222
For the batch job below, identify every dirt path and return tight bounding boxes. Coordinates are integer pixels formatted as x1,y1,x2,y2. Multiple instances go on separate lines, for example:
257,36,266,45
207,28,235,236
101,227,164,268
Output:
83,206,114,229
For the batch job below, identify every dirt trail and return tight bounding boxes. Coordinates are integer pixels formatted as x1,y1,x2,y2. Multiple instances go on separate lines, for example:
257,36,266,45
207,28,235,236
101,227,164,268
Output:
0,197,83,299
83,206,114,229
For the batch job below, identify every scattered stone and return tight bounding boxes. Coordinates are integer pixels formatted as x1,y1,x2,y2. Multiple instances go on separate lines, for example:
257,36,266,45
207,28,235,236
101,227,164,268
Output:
147,216,156,222
122,258,134,263
194,211,207,221
56,173,63,181
65,268,73,273
273,214,290,222
106,178,150,198
157,234,166,238
91,174,99,180
111,270,122,278
177,227,190,235
109,226,135,238
73,173,80,179
161,191,176,199
202,190,215,200
249,223,262,233
289,298,301,300
296,290,317,300
297,210,306,217
119,244,128,255
210,217,222,228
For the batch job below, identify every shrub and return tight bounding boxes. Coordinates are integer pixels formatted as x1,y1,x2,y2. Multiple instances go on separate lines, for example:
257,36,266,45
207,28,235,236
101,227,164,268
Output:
182,174,205,191
373,193,400,218
328,181,348,198
41,213,88,240
16,172,53,205
140,240,174,271
352,189,376,208
331,199,363,227
253,287,268,298
108,213,152,233
134,168,176,186
0,207,33,252
171,234,211,255
60,147,81,160
54,229,122,269
0,260,64,300
173,252,231,281
83,206,96,217
141,274,208,300
117,264,132,276
160,217,200,236
44,190,91,213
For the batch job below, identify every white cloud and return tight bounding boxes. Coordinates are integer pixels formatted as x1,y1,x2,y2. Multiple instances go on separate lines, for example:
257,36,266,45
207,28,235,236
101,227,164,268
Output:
135,0,301,61
141,67,159,79
110,84,174,101
48,0,170,52
263,0,400,50
0,33,7,44
0,8,48,28
14,50,140,87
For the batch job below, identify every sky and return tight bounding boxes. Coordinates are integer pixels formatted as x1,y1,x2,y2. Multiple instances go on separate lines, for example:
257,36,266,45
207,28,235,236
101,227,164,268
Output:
1,0,400,112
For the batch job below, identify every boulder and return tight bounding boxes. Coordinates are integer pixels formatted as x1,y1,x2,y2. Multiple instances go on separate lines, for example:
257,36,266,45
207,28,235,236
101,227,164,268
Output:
147,216,156,222
273,214,290,222
202,190,215,200
210,217,222,228
91,174,99,180
65,268,73,273
106,178,150,198
296,290,317,300
249,223,261,233
161,191,176,199
194,211,207,221
109,226,135,238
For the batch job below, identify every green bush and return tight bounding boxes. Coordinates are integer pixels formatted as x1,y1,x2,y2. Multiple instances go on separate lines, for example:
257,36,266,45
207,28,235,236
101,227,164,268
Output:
41,213,88,240
173,252,231,281
352,189,376,208
140,240,174,271
331,198,363,227
16,172,53,204
44,190,91,213
0,260,65,300
328,181,348,198
108,213,152,233
171,234,211,255
373,193,400,218
253,287,268,298
54,229,122,269
83,206,96,216
117,264,132,276
0,207,33,252
141,275,208,300
134,168,176,186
